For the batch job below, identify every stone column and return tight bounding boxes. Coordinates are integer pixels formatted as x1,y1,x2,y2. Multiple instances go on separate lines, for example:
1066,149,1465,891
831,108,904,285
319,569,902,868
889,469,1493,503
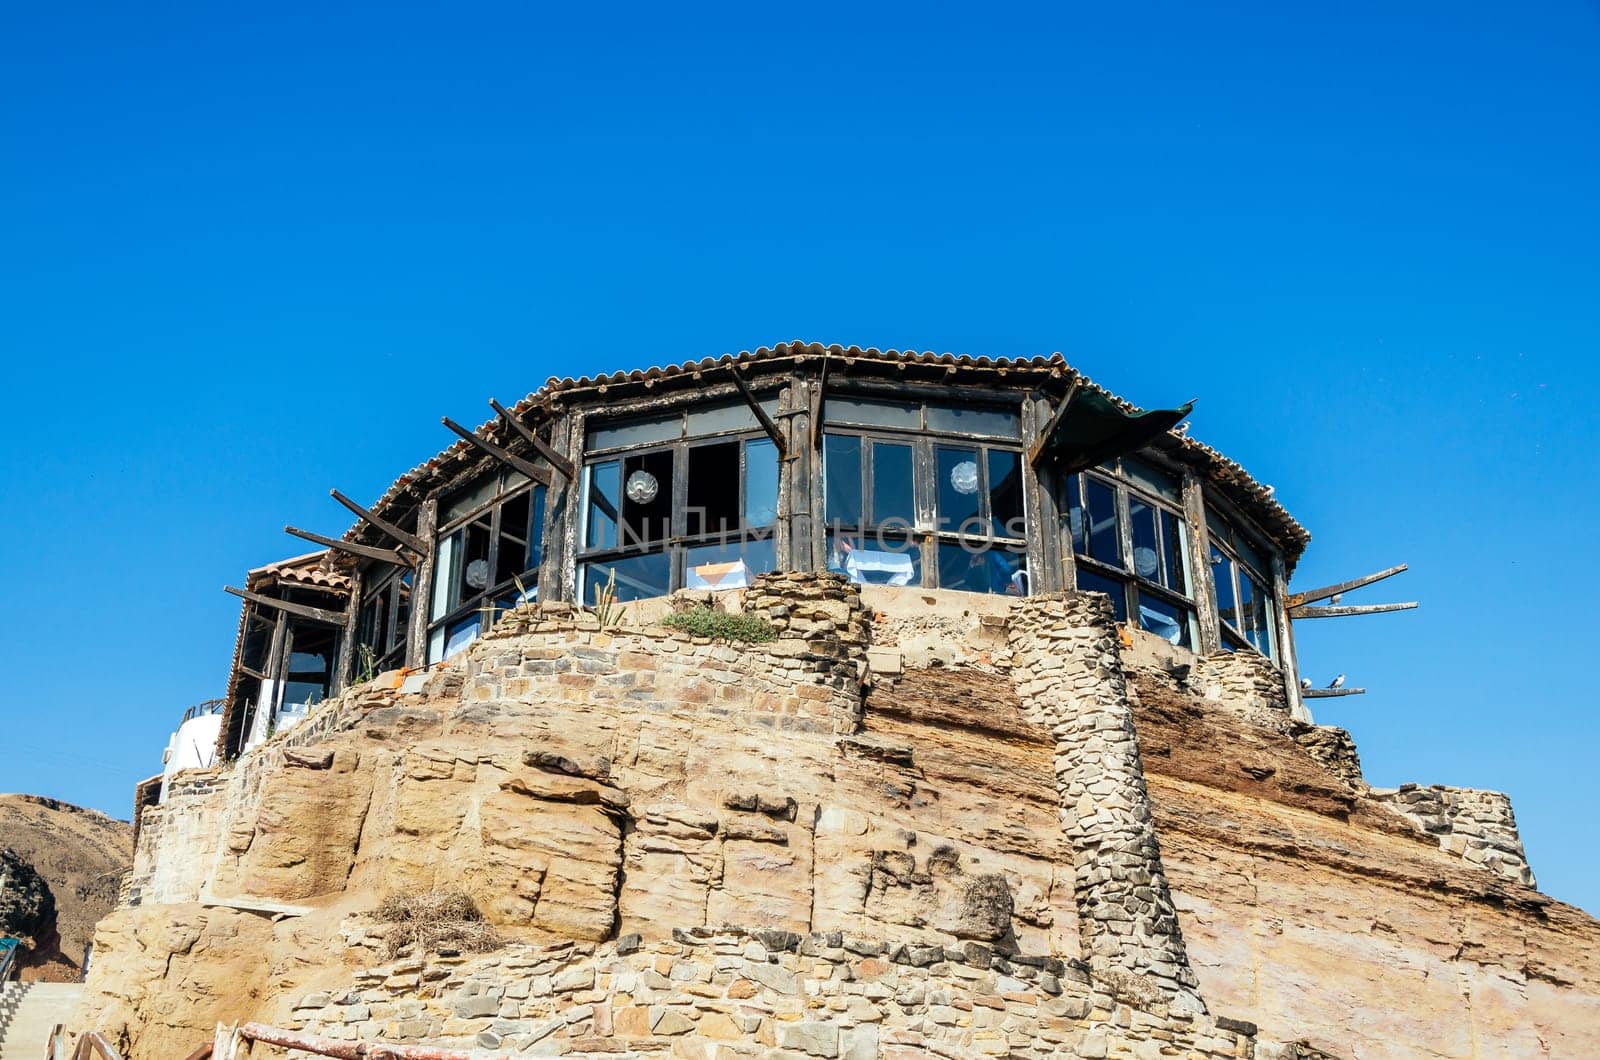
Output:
1007,591,1206,1012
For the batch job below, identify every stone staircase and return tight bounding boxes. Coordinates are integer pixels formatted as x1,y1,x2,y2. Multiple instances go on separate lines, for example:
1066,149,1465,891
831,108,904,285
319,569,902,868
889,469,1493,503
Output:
0,982,82,1059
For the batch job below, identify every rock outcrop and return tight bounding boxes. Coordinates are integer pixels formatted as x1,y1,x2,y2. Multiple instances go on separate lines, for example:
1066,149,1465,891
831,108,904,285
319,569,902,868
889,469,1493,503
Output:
0,795,131,981
75,576,1600,1058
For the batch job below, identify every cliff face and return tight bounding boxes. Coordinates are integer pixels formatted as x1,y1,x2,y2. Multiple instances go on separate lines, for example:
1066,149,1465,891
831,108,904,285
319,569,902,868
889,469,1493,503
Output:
76,577,1600,1058
0,794,131,981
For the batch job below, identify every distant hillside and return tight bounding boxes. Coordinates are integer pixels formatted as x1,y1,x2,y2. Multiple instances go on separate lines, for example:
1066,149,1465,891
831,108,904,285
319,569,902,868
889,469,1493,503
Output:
0,794,132,981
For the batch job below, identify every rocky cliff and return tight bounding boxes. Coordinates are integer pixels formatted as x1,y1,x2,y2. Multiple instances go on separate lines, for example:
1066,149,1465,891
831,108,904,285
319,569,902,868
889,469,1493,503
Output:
0,794,131,981
74,576,1600,1058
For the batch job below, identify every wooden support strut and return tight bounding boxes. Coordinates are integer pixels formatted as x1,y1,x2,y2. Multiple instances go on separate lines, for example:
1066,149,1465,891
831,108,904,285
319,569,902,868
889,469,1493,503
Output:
441,416,553,486
1028,377,1081,468
330,489,428,555
488,398,576,480
728,365,788,458
1286,563,1409,608
284,525,410,566
224,586,347,626
1302,686,1367,698
238,1020,480,1059
1289,601,1418,620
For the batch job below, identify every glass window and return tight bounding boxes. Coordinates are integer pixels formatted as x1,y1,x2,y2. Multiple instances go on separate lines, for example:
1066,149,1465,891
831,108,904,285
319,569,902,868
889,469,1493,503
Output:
1123,457,1182,504
621,449,673,546
827,532,922,587
936,445,983,533
925,402,1021,439
823,434,863,527
1065,475,1086,555
581,552,673,604
1084,476,1123,568
1075,568,1129,623
686,398,781,438
988,449,1025,540
744,439,779,527
870,442,916,526
1129,497,1162,582
1211,545,1239,630
937,541,1027,596
588,413,680,451
823,397,921,430
585,461,621,550
1136,593,1193,649
687,440,742,537
685,537,777,589
1160,510,1187,595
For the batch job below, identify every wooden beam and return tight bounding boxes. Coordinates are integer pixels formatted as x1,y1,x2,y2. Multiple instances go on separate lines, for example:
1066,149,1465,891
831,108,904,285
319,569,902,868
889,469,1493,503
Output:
1289,601,1418,620
1287,563,1409,608
285,526,410,566
224,586,346,626
1302,687,1367,698
811,354,831,451
1028,378,1081,467
441,416,552,485
489,398,576,479
329,489,427,555
728,366,788,458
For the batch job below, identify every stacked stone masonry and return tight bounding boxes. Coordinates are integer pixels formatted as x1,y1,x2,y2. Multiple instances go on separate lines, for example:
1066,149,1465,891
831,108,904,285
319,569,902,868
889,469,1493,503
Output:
1005,594,1205,1013
281,928,1267,1059
1371,784,1536,887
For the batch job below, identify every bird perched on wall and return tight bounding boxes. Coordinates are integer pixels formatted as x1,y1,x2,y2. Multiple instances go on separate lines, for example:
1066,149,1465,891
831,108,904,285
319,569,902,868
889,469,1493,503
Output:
1329,674,1346,689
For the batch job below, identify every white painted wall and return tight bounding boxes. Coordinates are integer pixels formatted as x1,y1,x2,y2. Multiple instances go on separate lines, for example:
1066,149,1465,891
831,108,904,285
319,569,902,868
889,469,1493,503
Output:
158,711,222,801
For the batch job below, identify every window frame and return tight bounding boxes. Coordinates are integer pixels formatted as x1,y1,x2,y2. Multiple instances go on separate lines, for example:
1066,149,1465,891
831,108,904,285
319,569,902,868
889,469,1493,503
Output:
576,401,783,605
819,393,1029,595
426,472,547,662
1204,507,1277,660
355,564,413,673
1060,460,1198,648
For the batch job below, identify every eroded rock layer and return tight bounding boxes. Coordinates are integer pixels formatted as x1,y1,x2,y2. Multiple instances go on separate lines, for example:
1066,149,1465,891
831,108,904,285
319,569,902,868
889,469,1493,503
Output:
78,576,1600,1058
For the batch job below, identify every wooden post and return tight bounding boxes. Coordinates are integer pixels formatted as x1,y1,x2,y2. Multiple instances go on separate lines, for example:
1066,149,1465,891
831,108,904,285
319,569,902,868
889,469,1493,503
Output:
404,499,437,669
1272,553,1309,723
1020,394,1053,593
334,566,362,694
1182,469,1221,654
548,410,584,605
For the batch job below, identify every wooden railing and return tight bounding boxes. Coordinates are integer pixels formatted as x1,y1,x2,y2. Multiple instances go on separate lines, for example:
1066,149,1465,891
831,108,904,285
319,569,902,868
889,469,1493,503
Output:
43,1025,122,1060
210,1022,490,1059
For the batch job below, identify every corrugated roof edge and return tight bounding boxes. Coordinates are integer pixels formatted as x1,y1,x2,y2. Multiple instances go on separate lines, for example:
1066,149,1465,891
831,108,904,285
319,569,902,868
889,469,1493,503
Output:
334,340,1309,568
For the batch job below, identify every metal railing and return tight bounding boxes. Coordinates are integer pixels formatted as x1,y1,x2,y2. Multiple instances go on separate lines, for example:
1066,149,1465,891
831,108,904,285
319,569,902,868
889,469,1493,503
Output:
0,938,19,983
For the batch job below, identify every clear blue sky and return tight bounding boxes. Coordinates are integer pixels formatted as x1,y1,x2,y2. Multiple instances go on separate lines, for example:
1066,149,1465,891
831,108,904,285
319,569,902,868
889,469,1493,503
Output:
2,3,1596,911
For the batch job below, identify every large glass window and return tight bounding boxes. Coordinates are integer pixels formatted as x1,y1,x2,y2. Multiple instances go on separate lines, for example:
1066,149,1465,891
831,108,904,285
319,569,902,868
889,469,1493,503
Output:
1060,456,1196,647
1207,509,1276,659
428,467,547,662
355,566,413,674
577,398,782,604
822,396,1027,595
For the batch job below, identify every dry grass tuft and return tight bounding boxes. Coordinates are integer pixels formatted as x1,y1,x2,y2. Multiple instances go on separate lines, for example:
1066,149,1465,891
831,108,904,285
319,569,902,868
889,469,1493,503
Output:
373,889,502,959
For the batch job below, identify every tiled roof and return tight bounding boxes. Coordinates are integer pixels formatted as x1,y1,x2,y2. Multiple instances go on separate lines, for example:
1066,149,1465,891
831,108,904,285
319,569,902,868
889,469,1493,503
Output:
246,549,353,593
339,341,1309,564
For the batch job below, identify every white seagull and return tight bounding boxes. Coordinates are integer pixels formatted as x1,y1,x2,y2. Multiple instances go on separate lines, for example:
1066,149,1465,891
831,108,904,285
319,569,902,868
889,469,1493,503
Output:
1328,674,1346,689
1300,678,1312,691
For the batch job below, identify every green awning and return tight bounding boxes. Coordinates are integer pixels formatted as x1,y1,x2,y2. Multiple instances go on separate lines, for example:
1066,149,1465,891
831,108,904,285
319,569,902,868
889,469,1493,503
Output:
1039,388,1193,472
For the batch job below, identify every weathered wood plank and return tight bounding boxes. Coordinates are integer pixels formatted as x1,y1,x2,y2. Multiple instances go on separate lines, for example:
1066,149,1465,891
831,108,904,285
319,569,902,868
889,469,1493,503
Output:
329,490,428,555
729,366,788,458
285,526,409,566
1289,601,1418,619
489,398,576,479
223,587,346,626
1027,378,1081,467
1286,563,1409,608
1302,686,1367,698
440,416,552,485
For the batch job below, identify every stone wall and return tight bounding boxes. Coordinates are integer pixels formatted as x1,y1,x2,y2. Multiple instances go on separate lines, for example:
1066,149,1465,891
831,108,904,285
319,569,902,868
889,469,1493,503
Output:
1191,651,1292,735
1290,725,1364,789
1005,593,1204,1013
1371,784,1536,887
279,927,1266,1059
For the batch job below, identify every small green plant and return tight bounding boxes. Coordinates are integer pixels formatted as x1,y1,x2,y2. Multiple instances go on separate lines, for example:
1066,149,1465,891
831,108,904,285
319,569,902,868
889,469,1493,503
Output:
662,606,776,643
356,643,378,684
590,569,628,629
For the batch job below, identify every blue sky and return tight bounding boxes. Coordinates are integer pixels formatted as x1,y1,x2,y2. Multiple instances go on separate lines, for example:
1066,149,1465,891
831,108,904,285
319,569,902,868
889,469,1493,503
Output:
1,2,1597,911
